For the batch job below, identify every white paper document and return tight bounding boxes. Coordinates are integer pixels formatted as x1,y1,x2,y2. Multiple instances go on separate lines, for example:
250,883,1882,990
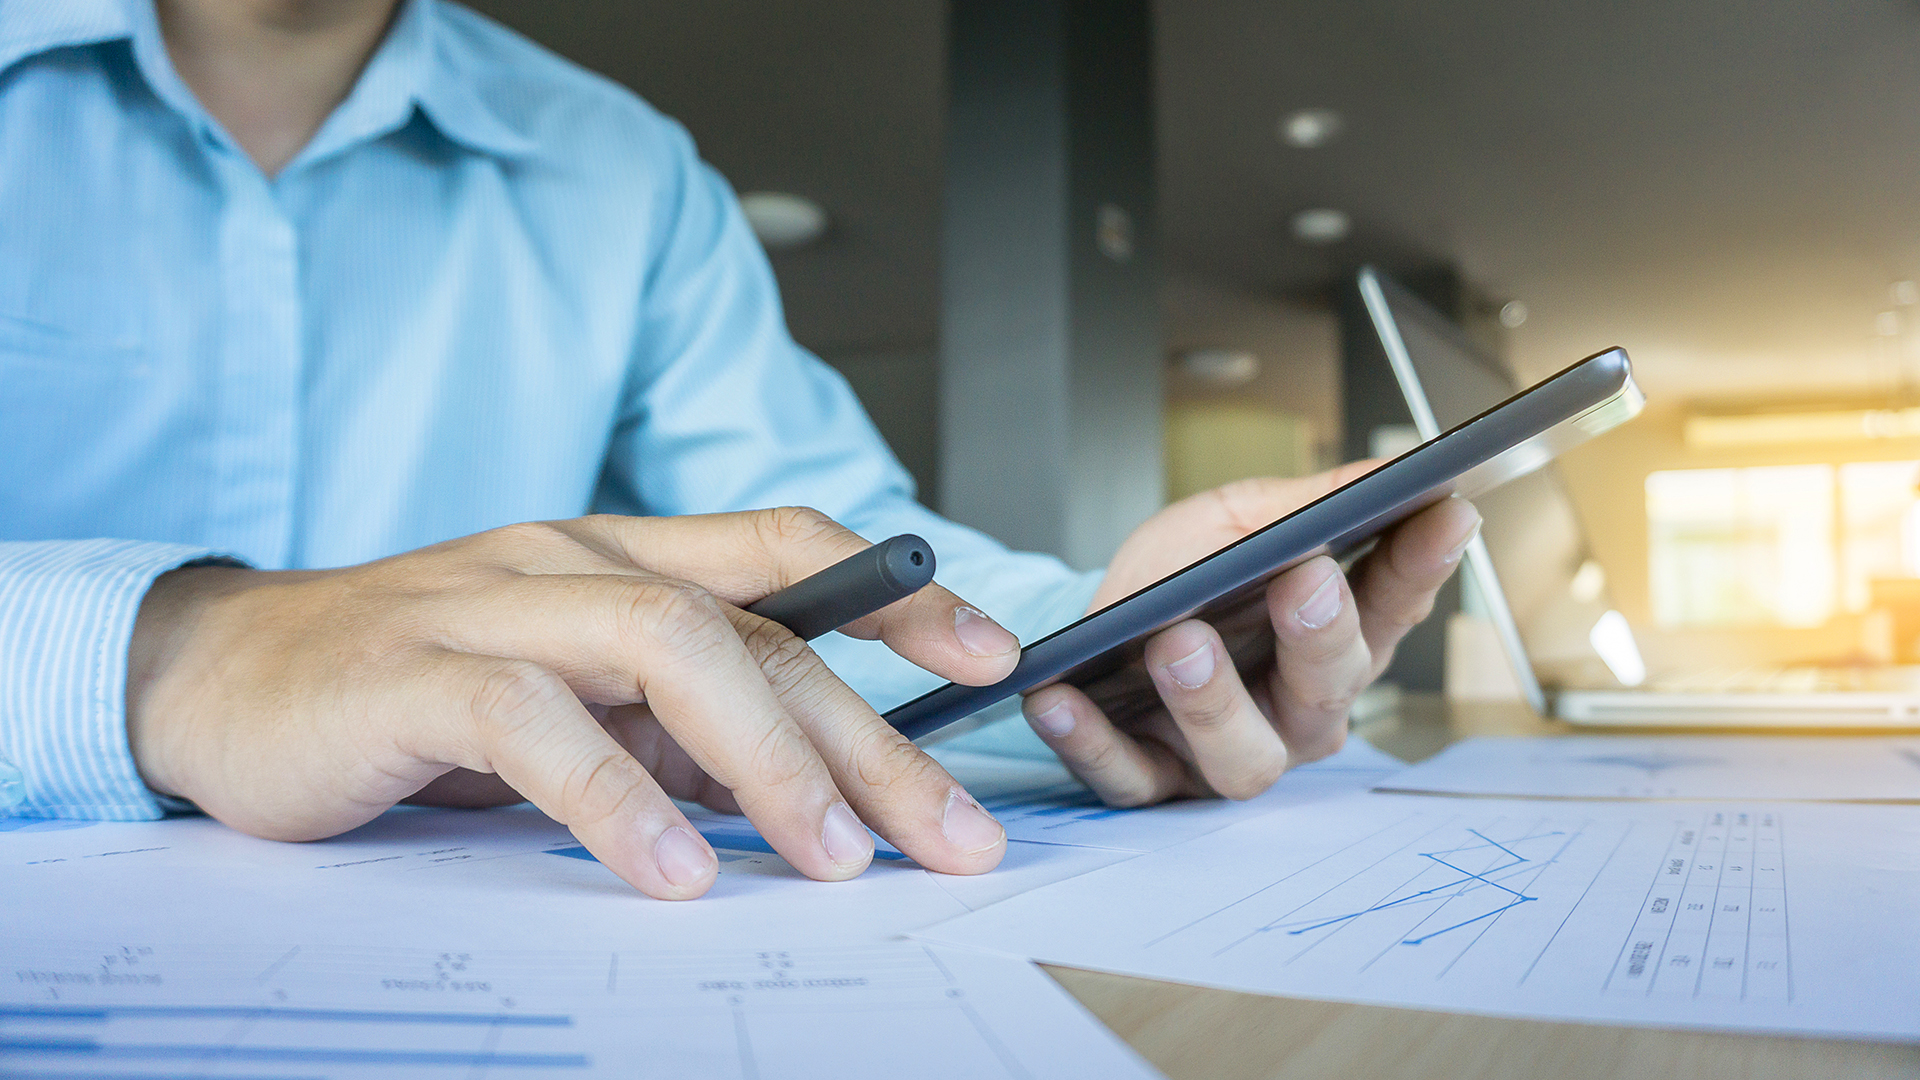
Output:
0,734,1405,1077
936,735,1405,853
1374,735,1920,801
3,807,966,949
926,839,1137,914
916,792,1920,1040
917,736,1405,910
1,807,1161,1080
0,938,1148,1080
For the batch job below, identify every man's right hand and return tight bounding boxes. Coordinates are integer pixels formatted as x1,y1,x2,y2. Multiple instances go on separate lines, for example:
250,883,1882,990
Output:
124,509,1022,900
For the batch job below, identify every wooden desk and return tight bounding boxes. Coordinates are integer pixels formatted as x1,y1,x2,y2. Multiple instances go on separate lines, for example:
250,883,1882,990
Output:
1038,696,1920,1080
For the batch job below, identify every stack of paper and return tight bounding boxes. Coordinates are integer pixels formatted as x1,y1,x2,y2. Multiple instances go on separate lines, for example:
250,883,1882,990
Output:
911,735,1920,1042
1,805,1157,1080
1373,734,1920,801
0,736,1402,1078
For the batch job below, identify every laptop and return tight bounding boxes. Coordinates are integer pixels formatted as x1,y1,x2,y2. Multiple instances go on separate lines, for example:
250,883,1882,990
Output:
1360,266,1920,727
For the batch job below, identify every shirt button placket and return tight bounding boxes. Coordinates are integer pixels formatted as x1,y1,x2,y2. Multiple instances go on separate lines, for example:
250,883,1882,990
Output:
209,157,302,569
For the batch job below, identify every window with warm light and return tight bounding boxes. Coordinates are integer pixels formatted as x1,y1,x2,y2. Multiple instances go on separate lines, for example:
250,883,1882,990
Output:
1646,462,1920,628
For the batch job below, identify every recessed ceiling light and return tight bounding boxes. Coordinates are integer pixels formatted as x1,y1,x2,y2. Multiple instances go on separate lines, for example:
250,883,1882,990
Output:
740,191,828,250
1289,208,1350,244
1895,280,1918,306
1499,300,1528,328
1279,108,1343,149
1177,348,1260,386
1095,203,1135,262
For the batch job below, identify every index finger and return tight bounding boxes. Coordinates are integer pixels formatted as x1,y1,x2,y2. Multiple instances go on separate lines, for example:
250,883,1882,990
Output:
577,508,1022,686
1348,496,1481,676
445,572,878,884
418,650,720,901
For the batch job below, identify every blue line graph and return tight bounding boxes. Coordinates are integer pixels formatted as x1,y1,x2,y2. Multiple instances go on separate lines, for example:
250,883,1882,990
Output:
981,789,1134,824
2,1071,319,1080
0,1004,570,1026
1002,801,1132,822
1277,828,1559,946
547,824,913,867
1,1038,588,1068
1,1002,590,1075
1565,752,1722,776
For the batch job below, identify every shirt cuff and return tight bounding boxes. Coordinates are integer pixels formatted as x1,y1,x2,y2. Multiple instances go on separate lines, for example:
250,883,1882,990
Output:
0,540,238,820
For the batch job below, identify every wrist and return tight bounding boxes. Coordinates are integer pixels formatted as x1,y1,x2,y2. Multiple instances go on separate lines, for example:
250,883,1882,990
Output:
125,564,254,798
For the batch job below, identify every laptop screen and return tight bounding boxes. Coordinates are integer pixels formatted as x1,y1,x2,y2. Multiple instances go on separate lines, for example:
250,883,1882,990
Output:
1359,269,1645,693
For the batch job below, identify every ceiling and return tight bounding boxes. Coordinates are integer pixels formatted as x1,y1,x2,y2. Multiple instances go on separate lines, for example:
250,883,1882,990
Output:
464,0,1920,403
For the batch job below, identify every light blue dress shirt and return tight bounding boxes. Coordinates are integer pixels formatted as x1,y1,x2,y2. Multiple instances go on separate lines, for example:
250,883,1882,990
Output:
0,0,1095,820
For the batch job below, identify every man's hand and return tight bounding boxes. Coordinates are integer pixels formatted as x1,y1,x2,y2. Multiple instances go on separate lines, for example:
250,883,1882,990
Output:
126,510,1021,900
1022,464,1480,806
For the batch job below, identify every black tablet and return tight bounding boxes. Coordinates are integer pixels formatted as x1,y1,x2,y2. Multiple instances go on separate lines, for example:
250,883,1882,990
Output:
885,347,1644,741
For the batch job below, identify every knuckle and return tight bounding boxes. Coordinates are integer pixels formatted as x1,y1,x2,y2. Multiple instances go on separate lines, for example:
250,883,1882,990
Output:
468,660,566,734
623,578,729,655
746,722,818,791
1294,624,1356,664
490,519,572,553
1100,778,1160,809
850,723,937,791
1283,611,1373,669
1305,685,1362,717
1173,690,1242,736
1074,731,1124,774
1215,749,1288,801
753,505,840,551
1072,740,1156,808
738,616,821,691
1375,595,1437,638
560,750,645,827
1292,725,1349,765
1390,521,1455,579
1075,736,1126,777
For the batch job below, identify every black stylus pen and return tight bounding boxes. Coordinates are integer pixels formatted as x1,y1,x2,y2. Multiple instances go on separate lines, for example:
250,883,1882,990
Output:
746,534,937,641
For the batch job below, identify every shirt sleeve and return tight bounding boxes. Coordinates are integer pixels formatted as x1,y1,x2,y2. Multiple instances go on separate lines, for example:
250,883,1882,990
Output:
0,539,233,819
593,120,1102,741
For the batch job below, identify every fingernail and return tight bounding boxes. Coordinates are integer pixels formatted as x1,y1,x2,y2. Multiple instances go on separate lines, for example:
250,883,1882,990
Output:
942,787,1004,855
954,606,1019,658
1031,700,1075,738
1296,572,1343,630
654,825,715,888
821,801,874,869
1165,642,1215,689
1441,518,1482,565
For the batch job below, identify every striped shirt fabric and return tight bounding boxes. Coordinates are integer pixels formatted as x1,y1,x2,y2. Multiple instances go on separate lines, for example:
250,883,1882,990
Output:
0,0,1096,820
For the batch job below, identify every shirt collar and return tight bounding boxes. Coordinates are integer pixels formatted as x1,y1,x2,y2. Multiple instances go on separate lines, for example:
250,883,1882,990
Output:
412,10,539,162
294,0,536,169
0,0,132,76
0,0,535,168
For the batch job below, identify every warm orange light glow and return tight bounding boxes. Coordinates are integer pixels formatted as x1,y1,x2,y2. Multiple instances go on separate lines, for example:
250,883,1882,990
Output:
1646,462,1920,629
1685,407,1920,448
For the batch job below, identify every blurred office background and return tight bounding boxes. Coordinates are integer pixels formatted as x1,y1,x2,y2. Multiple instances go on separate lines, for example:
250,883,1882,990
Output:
467,0,1920,694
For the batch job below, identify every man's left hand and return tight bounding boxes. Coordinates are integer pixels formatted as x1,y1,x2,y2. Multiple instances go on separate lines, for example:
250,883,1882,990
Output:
1021,462,1480,806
